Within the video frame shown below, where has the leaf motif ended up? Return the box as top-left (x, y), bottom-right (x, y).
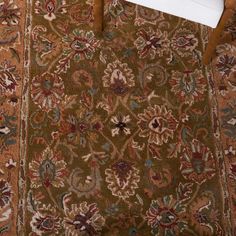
top-left (26, 190), bottom-right (37, 213)
top-left (62, 95), bottom-right (78, 109)
top-left (9, 47), bottom-right (20, 63)
top-left (167, 142), bottom-right (182, 158)
top-left (149, 144), bottom-right (161, 160)
top-left (176, 182), bottom-right (193, 202)
top-left (55, 55), bottom-right (71, 74)
top-left (56, 192), bottom-right (69, 209)
top-left (128, 143), bottom-right (138, 160)
top-left (0, 224), bottom-right (10, 234)
top-left (99, 51), bottom-right (107, 64)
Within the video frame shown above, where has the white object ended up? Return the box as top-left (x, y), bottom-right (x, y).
top-left (126, 0), bottom-right (224, 28)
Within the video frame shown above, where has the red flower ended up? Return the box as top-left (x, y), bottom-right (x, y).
top-left (180, 139), bottom-right (216, 184)
top-left (29, 147), bottom-right (68, 188)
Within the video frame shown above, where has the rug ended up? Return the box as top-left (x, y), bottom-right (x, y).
top-left (0, 0), bottom-right (236, 235)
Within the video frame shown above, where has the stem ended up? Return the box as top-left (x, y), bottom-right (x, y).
top-left (104, 97), bottom-right (119, 123)
top-left (45, 186), bottom-right (64, 213)
top-left (48, 52), bottom-right (63, 72)
top-left (137, 218), bottom-right (146, 229)
top-left (120, 128), bottom-right (140, 156)
top-left (188, 184), bottom-right (200, 205)
top-left (184, 228), bottom-right (199, 236)
top-left (119, 97), bottom-right (138, 120)
top-left (99, 131), bottom-right (121, 158)
top-left (168, 18), bottom-right (181, 37)
top-left (172, 51), bottom-right (188, 70)
top-left (49, 20), bottom-right (63, 38)
top-left (115, 198), bottom-right (121, 205)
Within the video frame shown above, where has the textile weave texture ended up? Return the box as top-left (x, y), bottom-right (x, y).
top-left (0, 0), bottom-right (236, 235)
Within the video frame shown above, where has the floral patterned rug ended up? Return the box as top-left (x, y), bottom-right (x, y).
top-left (0, 0), bottom-right (236, 235)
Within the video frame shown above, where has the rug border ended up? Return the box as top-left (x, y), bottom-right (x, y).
top-left (17, 0), bottom-right (32, 234)
top-left (203, 26), bottom-right (233, 235)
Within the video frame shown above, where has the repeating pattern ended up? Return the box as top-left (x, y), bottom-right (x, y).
top-left (0, 0), bottom-right (25, 234)
top-left (211, 12), bottom-right (236, 235)
top-left (22, 0), bottom-right (231, 235)
top-left (0, 0), bottom-right (235, 235)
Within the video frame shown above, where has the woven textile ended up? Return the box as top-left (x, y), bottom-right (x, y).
top-left (0, 0), bottom-right (236, 235)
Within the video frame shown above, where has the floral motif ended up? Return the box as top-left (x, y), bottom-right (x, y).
top-left (0, 60), bottom-right (20, 94)
top-left (32, 26), bottom-right (62, 64)
top-left (0, 25), bottom-right (20, 51)
top-left (134, 28), bottom-right (169, 59)
top-left (68, 167), bottom-right (102, 198)
top-left (135, 5), bottom-right (163, 26)
top-left (139, 63), bottom-right (167, 87)
top-left (138, 105), bottom-right (179, 145)
top-left (221, 103), bottom-right (236, 140)
top-left (35, 0), bottom-right (67, 21)
top-left (29, 147), bottom-right (67, 188)
top-left (226, 12), bottom-right (236, 39)
top-left (106, 0), bottom-right (135, 25)
top-left (0, 109), bottom-right (17, 153)
top-left (30, 204), bottom-right (61, 235)
top-left (0, 179), bottom-right (12, 208)
top-left (0, 0), bottom-right (20, 25)
top-left (63, 201), bottom-right (105, 235)
top-left (111, 114), bottom-right (131, 137)
top-left (63, 29), bottom-right (100, 62)
top-left (59, 111), bottom-right (103, 147)
top-left (0, 205), bottom-right (11, 223)
top-left (216, 54), bottom-right (236, 77)
top-left (171, 28), bottom-right (198, 56)
top-left (105, 160), bottom-right (140, 199)
top-left (71, 69), bottom-right (93, 88)
top-left (189, 192), bottom-right (221, 235)
top-left (5, 158), bottom-right (16, 169)
top-left (229, 162), bottom-right (236, 180)
top-left (31, 72), bottom-right (65, 112)
top-left (68, 3), bottom-right (93, 25)
top-left (146, 195), bottom-right (187, 235)
top-left (102, 60), bottom-right (135, 96)
top-left (169, 70), bottom-right (207, 105)
top-left (180, 139), bottom-right (216, 184)
top-left (149, 166), bottom-right (173, 188)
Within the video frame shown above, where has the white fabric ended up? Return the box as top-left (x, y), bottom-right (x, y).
top-left (126, 0), bottom-right (224, 28)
